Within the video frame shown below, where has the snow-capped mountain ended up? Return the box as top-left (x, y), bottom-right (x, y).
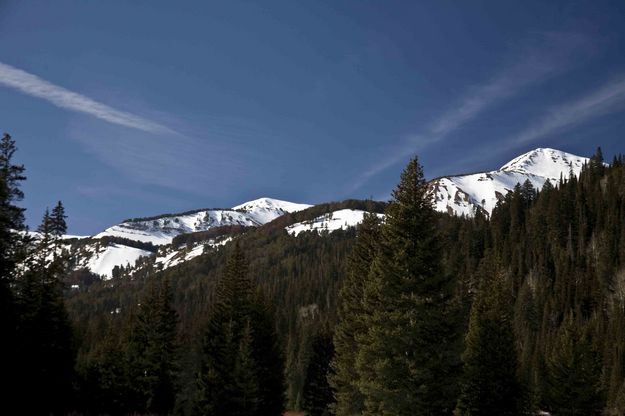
top-left (430, 148), bottom-right (589, 217)
top-left (43, 149), bottom-right (594, 280)
top-left (95, 197), bottom-right (312, 246)
top-left (60, 197), bottom-right (310, 279)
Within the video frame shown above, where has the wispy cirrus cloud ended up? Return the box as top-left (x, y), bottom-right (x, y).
top-left (432, 76), bottom-right (625, 175)
top-left (351, 32), bottom-right (595, 192)
top-left (509, 76), bottom-right (625, 147)
top-left (0, 61), bottom-right (175, 135)
top-left (0, 61), bottom-right (247, 193)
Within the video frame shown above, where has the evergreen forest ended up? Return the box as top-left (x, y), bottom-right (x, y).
top-left (5, 131), bottom-right (625, 416)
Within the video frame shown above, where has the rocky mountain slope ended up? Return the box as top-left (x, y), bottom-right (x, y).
top-left (54, 148), bottom-right (593, 279)
top-left (94, 197), bottom-right (311, 245)
top-left (430, 148), bottom-right (589, 217)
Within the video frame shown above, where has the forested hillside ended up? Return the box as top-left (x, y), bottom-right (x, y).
top-left (5, 130), bottom-right (625, 415)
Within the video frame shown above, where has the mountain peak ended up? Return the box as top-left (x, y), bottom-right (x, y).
top-left (232, 197), bottom-right (311, 213)
top-left (232, 197), bottom-right (312, 225)
top-left (430, 148), bottom-right (590, 218)
top-left (500, 148), bottom-right (586, 179)
top-left (94, 197), bottom-right (311, 246)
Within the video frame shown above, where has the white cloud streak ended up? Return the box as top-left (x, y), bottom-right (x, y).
top-left (437, 76), bottom-right (625, 173)
top-left (349, 62), bottom-right (551, 192)
top-left (0, 62), bottom-right (174, 135)
top-left (351, 32), bottom-right (594, 192)
top-left (509, 77), bottom-right (625, 147)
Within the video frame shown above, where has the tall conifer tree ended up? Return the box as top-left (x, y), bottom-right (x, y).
top-left (126, 278), bottom-right (180, 414)
top-left (456, 261), bottom-right (524, 415)
top-left (355, 157), bottom-right (461, 415)
top-left (330, 211), bottom-right (381, 415)
top-left (545, 314), bottom-right (604, 415)
top-left (51, 200), bottom-right (68, 237)
top-left (15, 208), bottom-right (75, 414)
top-left (303, 329), bottom-right (335, 416)
top-left (0, 133), bottom-right (26, 410)
top-left (196, 243), bottom-right (284, 416)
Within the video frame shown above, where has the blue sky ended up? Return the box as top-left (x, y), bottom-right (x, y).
top-left (1, 0), bottom-right (625, 234)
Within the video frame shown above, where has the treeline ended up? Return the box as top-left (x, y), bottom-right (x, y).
top-left (68, 212), bottom-right (362, 411)
top-left (171, 224), bottom-right (253, 248)
top-left (327, 148), bottom-right (625, 415)
top-left (0, 133), bottom-right (286, 415)
top-left (0, 133), bottom-right (75, 414)
top-left (77, 244), bottom-right (284, 416)
top-left (9, 125), bottom-right (625, 416)
top-left (69, 147), bottom-right (625, 415)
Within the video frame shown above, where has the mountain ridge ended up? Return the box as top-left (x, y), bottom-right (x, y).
top-left (52, 148), bottom-right (594, 278)
top-left (430, 148), bottom-right (590, 217)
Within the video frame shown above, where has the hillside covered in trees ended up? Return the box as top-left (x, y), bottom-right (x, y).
top-left (4, 131), bottom-right (625, 415)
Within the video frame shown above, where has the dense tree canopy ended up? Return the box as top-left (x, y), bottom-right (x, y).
top-left (4, 131), bottom-right (625, 416)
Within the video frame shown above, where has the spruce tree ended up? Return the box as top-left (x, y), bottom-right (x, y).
top-left (15, 208), bottom-right (75, 414)
top-left (126, 278), bottom-right (179, 414)
top-left (0, 133), bottom-right (26, 277)
top-left (196, 243), bottom-right (284, 416)
top-left (0, 133), bottom-right (26, 411)
top-left (249, 291), bottom-right (285, 415)
top-left (302, 329), bottom-right (335, 416)
top-left (85, 334), bottom-right (131, 414)
top-left (456, 262), bottom-right (523, 415)
top-left (329, 211), bottom-right (381, 415)
top-left (544, 314), bottom-right (604, 415)
top-left (232, 320), bottom-right (260, 415)
top-left (51, 200), bottom-right (68, 237)
top-left (355, 157), bottom-right (461, 415)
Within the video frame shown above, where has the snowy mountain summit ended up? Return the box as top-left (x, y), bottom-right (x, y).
top-left (430, 148), bottom-right (589, 218)
top-left (95, 197), bottom-right (311, 245)
top-left (233, 197), bottom-right (312, 224)
top-left (62, 149), bottom-right (593, 279)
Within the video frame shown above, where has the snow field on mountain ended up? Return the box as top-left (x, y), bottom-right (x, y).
top-left (431, 148), bottom-right (590, 217)
top-left (62, 150), bottom-right (595, 276)
top-left (286, 209), bottom-right (384, 236)
top-left (81, 244), bottom-right (153, 279)
top-left (95, 197), bottom-right (311, 245)
top-left (155, 237), bottom-right (233, 271)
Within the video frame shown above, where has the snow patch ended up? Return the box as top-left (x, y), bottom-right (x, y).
top-left (79, 243), bottom-right (152, 279)
top-left (286, 209), bottom-right (384, 236)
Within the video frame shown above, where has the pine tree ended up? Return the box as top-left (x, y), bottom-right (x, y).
top-left (196, 243), bottom-right (284, 416)
top-left (329, 211), bottom-right (381, 415)
top-left (302, 329), bottom-right (335, 416)
top-left (456, 262), bottom-right (524, 415)
top-left (590, 146), bottom-right (605, 177)
top-left (196, 244), bottom-right (250, 415)
top-left (36, 207), bottom-right (53, 261)
top-left (126, 278), bottom-right (179, 414)
top-left (0, 133), bottom-right (26, 276)
top-left (15, 208), bottom-right (75, 414)
top-left (51, 200), bottom-right (68, 237)
top-left (355, 157), bottom-right (461, 415)
top-left (544, 314), bottom-right (604, 415)
top-left (232, 320), bottom-right (260, 416)
top-left (249, 291), bottom-right (285, 415)
top-left (78, 329), bottom-right (132, 414)
top-left (0, 133), bottom-right (26, 411)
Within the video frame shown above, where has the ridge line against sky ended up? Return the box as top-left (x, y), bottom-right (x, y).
top-left (449, 75), bottom-right (625, 170)
top-left (0, 62), bottom-right (176, 136)
top-left (1, 0), bottom-right (624, 234)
